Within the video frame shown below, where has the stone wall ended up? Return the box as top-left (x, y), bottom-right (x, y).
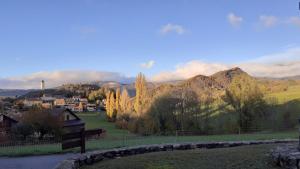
top-left (271, 144), bottom-right (300, 169)
top-left (55, 139), bottom-right (297, 169)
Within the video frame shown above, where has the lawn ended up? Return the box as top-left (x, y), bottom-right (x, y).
top-left (0, 112), bottom-right (298, 157)
top-left (82, 144), bottom-right (281, 169)
top-left (77, 111), bottom-right (132, 139)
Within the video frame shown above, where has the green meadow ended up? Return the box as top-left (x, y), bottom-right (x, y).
top-left (0, 112), bottom-right (297, 157)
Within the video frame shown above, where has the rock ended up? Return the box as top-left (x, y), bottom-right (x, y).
top-left (103, 150), bottom-right (117, 159)
top-left (270, 144), bottom-right (300, 169)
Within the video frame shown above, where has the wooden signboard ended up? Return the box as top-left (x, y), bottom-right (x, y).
top-left (62, 128), bottom-right (85, 153)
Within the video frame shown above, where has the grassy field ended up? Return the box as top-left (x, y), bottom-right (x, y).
top-left (267, 85), bottom-right (300, 103)
top-left (77, 112), bottom-right (133, 139)
top-left (0, 112), bottom-right (297, 157)
top-left (82, 144), bottom-right (281, 169)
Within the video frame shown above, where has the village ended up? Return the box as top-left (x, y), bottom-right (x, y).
top-left (0, 80), bottom-right (105, 144)
top-left (1, 1), bottom-right (300, 169)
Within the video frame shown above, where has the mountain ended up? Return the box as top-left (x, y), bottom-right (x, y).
top-left (211, 67), bottom-right (249, 88)
top-left (149, 67), bottom-right (250, 99)
top-left (182, 67), bottom-right (248, 90)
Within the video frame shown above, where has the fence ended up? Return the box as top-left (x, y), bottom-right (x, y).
top-left (0, 127), bottom-right (298, 156)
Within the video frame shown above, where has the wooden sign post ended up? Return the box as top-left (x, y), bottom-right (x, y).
top-left (62, 128), bottom-right (85, 153)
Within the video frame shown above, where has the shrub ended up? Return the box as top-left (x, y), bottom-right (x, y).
top-left (22, 108), bottom-right (63, 139)
top-left (11, 123), bottom-right (34, 140)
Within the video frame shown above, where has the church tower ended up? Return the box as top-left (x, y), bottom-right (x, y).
top-left (41, 80), bottom-right (45, 90)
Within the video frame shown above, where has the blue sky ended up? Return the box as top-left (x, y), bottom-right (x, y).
top-left (0, 0), bottom-right (300, 88)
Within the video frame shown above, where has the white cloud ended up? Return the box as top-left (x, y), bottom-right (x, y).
top-left (227, 13), bottom-right (243, 27)
top-left (152, 47), bottom-right (300, 82)
top-left (0, 70), bottom-right (134, 89)
top-left (160, 23), bottom-right (186, 35)
top-left (259, 15), bottom-right (278, 27)
top-left (152, 61), bottom-right (229, 82)
top-left (140, 60), bottom-right (155, 69)
top-left (287, 16), bottom-right (300, 27)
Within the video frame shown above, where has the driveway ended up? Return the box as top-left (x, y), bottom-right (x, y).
top-left (0, 153), bottom-right (78, 169)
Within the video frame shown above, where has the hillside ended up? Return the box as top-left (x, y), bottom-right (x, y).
top-left (149, 67), bottom-right (250, 100)
top-left (10, 67), bottom-right (300, 103)
top-left (0, 89), bottom-right (34, 97)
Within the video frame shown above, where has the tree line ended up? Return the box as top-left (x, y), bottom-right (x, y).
top-left (101, 73), bottom-right (299, 135)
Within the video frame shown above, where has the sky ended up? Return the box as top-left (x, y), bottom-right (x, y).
top-left (0, 0), bottom-right (300, 89)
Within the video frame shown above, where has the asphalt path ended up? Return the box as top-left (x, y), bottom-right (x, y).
top-left (0, 153), bottom-right (78, 169)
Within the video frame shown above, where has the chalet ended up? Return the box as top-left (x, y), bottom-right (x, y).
top-left (49, 108), bottom-right (84, 130)
top-left (0, 114), bottom-right (18, 136)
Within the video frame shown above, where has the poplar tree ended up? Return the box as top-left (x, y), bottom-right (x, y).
top-left (120, 88), bottom-right (130, 113)
top-left (109, 92), bottom-right (115, 118)
top-left (115, 88), bottom-right (121, 113)
top-left (134, 73), bottom-right (148, 116)
top-left (105, 91), bottom-right (111, 117)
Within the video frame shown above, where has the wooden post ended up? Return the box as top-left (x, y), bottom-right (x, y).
top-left (81, 128), bottom-right (85, 153)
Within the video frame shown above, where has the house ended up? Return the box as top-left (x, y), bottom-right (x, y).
top-left (23, 99), bottom-right (43, 107)
top-left (41, 96), bottom-right (56, 105)
top-left (79, 98), bottom-right (88, 104)
top-left (42, 102), bottom-right (53, 109)
top-left (87, 104), bottom-right (96, 112)
top-left (73, 102), bottom-right (84, 112)
top-left (49, 108), bottom-right (84, 130)
top-left (72, 96), bottom-right (81, 102)
top-left (0, 114), bottom-right (18, 136)
top-left (54, 99), bottom-right (66, 106)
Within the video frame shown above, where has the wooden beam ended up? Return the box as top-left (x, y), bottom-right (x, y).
top-left (62, 140), bottom-right (82, 150)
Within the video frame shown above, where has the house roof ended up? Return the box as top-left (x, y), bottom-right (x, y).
top-left (49, 107), bottom-right (81, 120)
top-left (0, 114), bottom-right (18, 123)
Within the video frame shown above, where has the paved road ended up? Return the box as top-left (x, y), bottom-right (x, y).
top-left (0, 153), bottom-right (78, 169)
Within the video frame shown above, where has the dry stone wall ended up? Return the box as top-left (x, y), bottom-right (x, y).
top-left (55, 139), bottom-right (297, 169)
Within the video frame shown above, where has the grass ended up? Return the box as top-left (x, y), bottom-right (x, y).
top-left (267, 85), bottom-right (300, 103)
top-left (82, 143), bottom-right (282, 169)
top-left (0, 112), bottom-right (297, 157)
top-left (77, 112), bottom-right (133, 139)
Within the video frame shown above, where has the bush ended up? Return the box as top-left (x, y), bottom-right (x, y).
top-left (11, 123), bottom-right (34, 140)
top-left (22, 108), bottom-right (63, 139)
top-left (115, 114), bottom-right (131, 129)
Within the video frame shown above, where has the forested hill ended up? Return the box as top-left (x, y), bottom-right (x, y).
top-left (10, 67), bottom-right (300, 99)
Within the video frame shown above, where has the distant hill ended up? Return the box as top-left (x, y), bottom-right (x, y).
top-left (0, 89), bottom-right (34, 97)
top-left (211, 67), bottom-right (249, 88)
top-left (8, 68), bottom-right (300, 101)
top-left (21, 84), bottom-right (100, 98)
top-left (279, 75), bottom-right (300, 80)
top-left (149, 67), bottom-right (250, 100)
